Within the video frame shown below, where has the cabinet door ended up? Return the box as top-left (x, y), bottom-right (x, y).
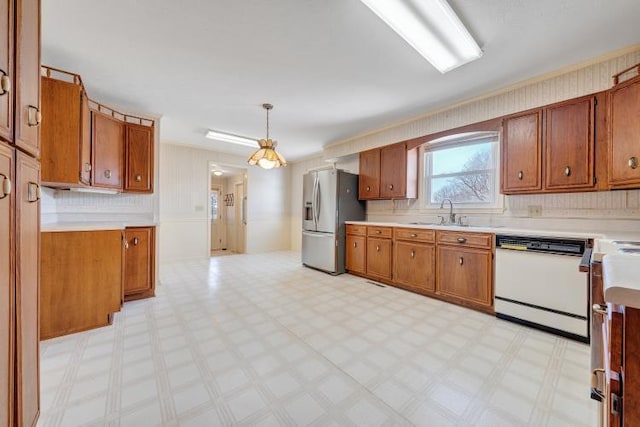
top-left (92, 111), bottom-right (123, 189)
top-left (436, 246), bottom-right (492, 308)
top-left (502, 111), bottom-right (542, 193)
top-left (0, 0), bottom-right (13, 144)
top-left (14, 0), bottom-right (41, 158)
top-left (124, 123), bottom-right (153, 193)
top-left (380, 143), bottom-right (406, 198)
top-left (79, 91), bottom-right (91, 185)
top-left (359, 148), bottom-right (380, 199)
top-left (346, 234), bottom-right (366, 274)
top-left (366, 237), bottom-right (391, 280)
top-left (609, 77), bottom-right (640, 187)
top-left (124, 227), bottom-right (155, 298)
top-left (0, 142), bottom-right (13, 427)
top-left (394, 241), bottom-right (434, 292)
top-left (15, 151), bottom-right (39, 427)
top-left (545, 96), bottom-right (595, 190)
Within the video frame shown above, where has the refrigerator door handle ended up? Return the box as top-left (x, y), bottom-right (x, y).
top-left (314, 176), bottom-right (321, 224)
top-left (311, 174), bottom-right (318, 226)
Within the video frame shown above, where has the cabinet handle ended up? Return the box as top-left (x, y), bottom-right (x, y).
top-left (133, 237), bottom-right (139, 246)
top-left (457, 237), bottom-right (467, 243)
top-left (592, 304), bottom-right (607, 316)
top-left (84, 163), bottom-right (92, 172)
top-left (27, 182), bottom-right (40, 203)
top-left (375, 230), bottom-right (381, 234)
top-left (0, 70), bottom-right (10, 95)
top-left (517, 171), bottom-right (523, 180)
top-left (135, 174), bottom-right (142, 182)
top-left (410, 233), bottom-right (418, 238)
top-left (366, 185), bottom-right (370, 192)
top-left (376, 245), bottom-right (380, 252)
top-left (459, 256), bottom-right (464, 265)
top-left (388, 184), bottom-right (394, 190)
top-left (104, 169), bottom-right (112, 179)
top-left (629, 156), bottom-right (639, 170)
top-left (410, 249), bottom-right (415, 259)
top-left (27, 105), bottom-right (41, 127)
top-left (0, 174), bottom-right (11, 199)
top-left (353, 242), bottom-right (357, 248)
top-left (564, 166), bottom-right (571, 176)
top-left (123, 239), bottom-right (129, 249)
top-left (591, 368), bottom-right (605, 401)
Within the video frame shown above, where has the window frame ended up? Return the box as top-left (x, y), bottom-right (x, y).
top-left (419, 132), bottom-right (504, 213)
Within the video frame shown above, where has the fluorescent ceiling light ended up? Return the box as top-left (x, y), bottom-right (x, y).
top-left (69, 187), bottom-right (119, 195)
top-left (360, 0), bottom-right (482, 73)
top-left (205, 130), bottom-right (258, 148)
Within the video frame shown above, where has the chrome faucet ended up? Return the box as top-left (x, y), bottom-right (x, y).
top-left (440, 198), bottom-right (456, 224)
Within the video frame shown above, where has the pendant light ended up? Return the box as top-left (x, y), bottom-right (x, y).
top-left (248, 103), bottom-right (287, 169)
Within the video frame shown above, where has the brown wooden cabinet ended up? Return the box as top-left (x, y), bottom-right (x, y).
top-left (435, 230), bottom-right (494, 312)
top-left (366, 226), bottom-right (392, 280)
top-left (0, 142), bottom-right (13, 427)
top-left (501, 110), bottom-right (543, 193)
top-left (609, 74), bottom-right (640, 188)
top-left (358, 148), bottom-right (380, 199)
top-left (41, 230), bottom-right (124, 339)
top-left (41, 72), bottom-right (91, 187)
top-left (0, 0), bottom-right (13, 145)
top-left (345, 225), bottom-right (366, 274)
top-left (358, 142), bottom-right (417, 200)
top-left (124, 123), bottom-right (154, 193)
top-left (393, 227), bottom-right (435, 293)
top-left (91, 110), bottom-right (124, 190)
top-left (545, 96), bottom-right (595, 191)
top-left (124, 226), bottom-right (156, 301)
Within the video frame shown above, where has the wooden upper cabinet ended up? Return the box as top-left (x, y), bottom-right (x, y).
top-left (609, 75), bottom-right (640, 188)
top-left (0, 142), bottom-right (13, 427)
top-left (380, 143), bottom-right (407, 198)
top-left (545, 96), bottom-right (595, 191)
top-left (501, 110), bottom-right (542, 193)
top-left (15, 150), bottom-right (39, 427)
top-left (0, 0), bottom-right (13, 145)
top-left (124, 123), bottom-right (153, 193)
top-left (92, 110), bottom-right (124, 190)
top-left (124, 226), bottom-right (155, 300)
top-left (358, 148), bottom-right (380, 199)
top-left (41, 76), bottom-right (91, 187)
top-left (14, 0), bottom-right (40, 158)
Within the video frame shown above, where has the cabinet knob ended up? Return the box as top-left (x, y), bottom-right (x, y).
top-left (27, 182), bottom-right (40, 203)
top-left (375, 230), bottom-right (381, 234)
top-left (27, 105), bottom-right (41, 127)
top-left (366, 186), bottom-right (370, 192)
top-left (135, 174), bottom-right (142, 182)
top-left (84, 163), bottom-right (92, 172)
top-left (0, 70), bottom-right (10, 95)
top-left (133, 237), bottom-right (139, 246)
top-left (592, 304), bottom-right (607, 316)
top-left (410, 233), bottom-right (418, 238)
top-left (564, 166), bottom-right (571, 176)
top-left (459, 256), bottom-right (464, 265)
top-left (376, 245), bottom-right (380, 252)
top-left (629, 157), bottom-right (639, 170)
top-left (457, 237), bottom-right (467, 243)
top-left (517, 171), bottom-right (524, 180)
top-left (123, 239), bottom-right (129, 249)
top-left (0, 174), bottom-right (11, 199)
top-left (410, 249), bottom-right (415, 259)
top-left (104, 169), bottom-right (112, 179)
top-left (353, 242), bottom-right (357, 248)
top-left (388, 184), bottom-right (394, 190)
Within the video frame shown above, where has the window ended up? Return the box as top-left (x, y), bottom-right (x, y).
top-left (210, 191), bottom-right (219, 220)
top-left (422, 132), bottom-right (501, 209)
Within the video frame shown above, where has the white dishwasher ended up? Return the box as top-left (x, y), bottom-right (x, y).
top-left (494, 234), bottom-right (590, 342)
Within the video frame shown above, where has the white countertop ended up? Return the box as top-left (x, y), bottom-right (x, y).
top-left (41, 221), bottom-right (157, 232)
top-left (345, 220), bottom-right (602, 239)
top-left (603, 254), bottom-right (640, 309)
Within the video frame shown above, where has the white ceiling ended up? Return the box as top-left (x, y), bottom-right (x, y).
top-left (42, 0), bottom-right (640, 162)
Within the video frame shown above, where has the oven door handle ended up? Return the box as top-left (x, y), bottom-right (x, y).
top-left (591, 368), bottom-right (605, 402)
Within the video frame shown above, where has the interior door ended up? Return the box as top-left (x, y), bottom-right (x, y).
top-left (210, 186), bottom-right (222, 251)
top-left (315, 170), bottom-right (337, 233)
top-left (235, 182), bottom-right (245, 254)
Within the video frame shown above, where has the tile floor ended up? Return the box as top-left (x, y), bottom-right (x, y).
top-left (37, 251), bottom-right (598, 427)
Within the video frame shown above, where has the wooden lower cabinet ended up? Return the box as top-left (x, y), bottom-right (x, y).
top-left (366, 237), bottom-right (392, 280)
top-left (345, 234), bottom-right (366, 274)
top-left (0, 143), bottom-right (13, 427)
top-left (393, 241), bottom-right (435, 292)
top-left (41, 230), bottom-right (123, 339)
top-left (124, 226), bottom-right (156, 301)
top-left (436, 245), bottom-right (493, 310)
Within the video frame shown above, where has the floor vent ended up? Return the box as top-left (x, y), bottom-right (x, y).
top-left (366, 281), bottom-right (386, 288)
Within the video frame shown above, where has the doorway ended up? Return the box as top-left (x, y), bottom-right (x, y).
top-left (208, 163), bottom-right (247, 257)
top-left (210, 184), bottom-right (223, 251)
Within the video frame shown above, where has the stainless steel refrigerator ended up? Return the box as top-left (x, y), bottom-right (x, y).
top-left (301, 169), bottom-right (365, 274)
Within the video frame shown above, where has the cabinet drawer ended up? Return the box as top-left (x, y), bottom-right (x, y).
top-left (346, 224), bottom-right (367, 236)
top-left (367, 226), bottom-right (392, 239)
top-left (437, 230), bottom-right (493, 249)
top-left (394, 227), bottom-right (435, 243)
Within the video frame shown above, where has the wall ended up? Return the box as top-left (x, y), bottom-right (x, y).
top-left (159, 143), bottom-right (291, 263)
top-left (284, 47), bottom-right (640, 239)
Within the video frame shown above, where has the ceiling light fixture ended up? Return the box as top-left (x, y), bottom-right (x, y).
top-left (359, 0), bottom-right (482, 73)
top-left (213, 170), bottom-right (223, 176)
top-left (248, 103), bottom-right (287, 169)
top-left (205, 130), bottom-right (258, 148)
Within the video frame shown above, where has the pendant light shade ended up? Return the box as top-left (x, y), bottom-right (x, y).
top-left (248, 104), bottom-right (287, 169)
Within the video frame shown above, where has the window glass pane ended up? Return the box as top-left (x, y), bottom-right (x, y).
top-left (431, 142), bottom-right (493, 175)
top-left (211, 192), bottom-right (218, 219)
top-left (430, 173), bottom-right (493, 204)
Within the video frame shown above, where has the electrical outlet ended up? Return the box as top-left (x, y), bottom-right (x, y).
top-left (527, 205), bottom-right (542, 217)
top-left (194, 205), bottom-right (204, 212)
